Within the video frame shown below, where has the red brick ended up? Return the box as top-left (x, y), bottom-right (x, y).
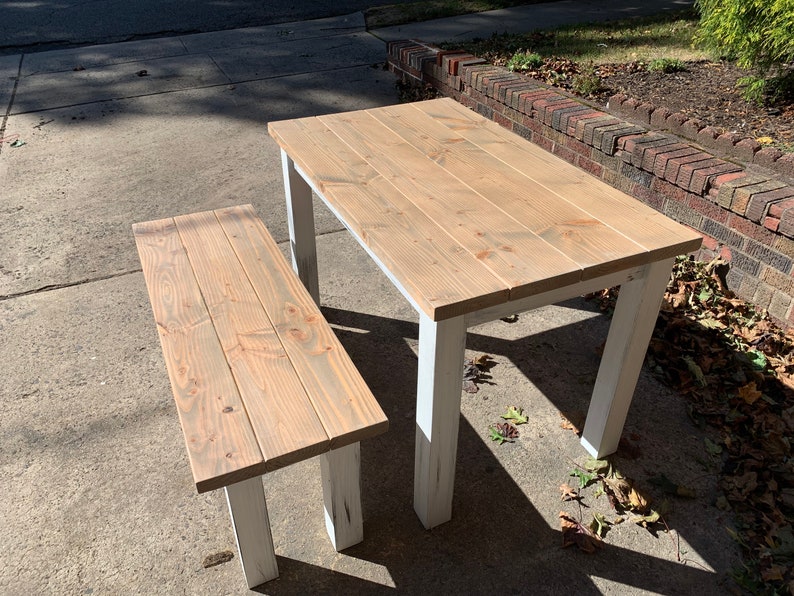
top-left (689, 161), bottom-right (743, 194)
top-left (681, 118), bottom-right (705, 138)
top-left (727, 213), bottom-right (777, 244)
top-left (576, 154), bottom-right (604, 178)
top-left (734, 137), bottom-right (762, 160)
top-left (517, 89), bottom-right (557, 114)
top-left (676, 157), bottom-right (723, 191)
top-left (664, 152), bottom-right (712, 185)
top-left (716, 131), bottom-right (743, 151)
top-left (493, 111), bottom-right (513, 130)
top-left (754, 146), bottom-right (784, 168)
top-left (650, 106), bottom-right (672, 128)
top-left (653, 146), bottom-right (699, 178)
top-left (768, 198), bottom-right (794, 219)
top-left (577, 115), bottom-right (618, 144)
top-left (544, 100), bottom-right (585, 128)
top-left (775, 154), bottom-right (794, 178)
top-left (745, 186), bottom-right (794, 222)
top-left (565, 109), bottom-right (606, 136)
top-left (552, 142), bottom-right (577, 164)
top-left (711, 171), bottom-right (747, 190)
top-left (534, 135), bottom-right (553, 153)
top-left (563, 135), bottom-right (591, 157)
top-left (688, 193), bottom-right (729, 223)
top-left (701, 234), bottom-right (719, 251)
top-left (697, 126), bottom-right (721, 143)
top-left (765, 216), bottom-right (781, 232)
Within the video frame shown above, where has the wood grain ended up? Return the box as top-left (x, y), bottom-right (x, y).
top-left (133, 218), bottom-right (265, 493)
top-left (413, 99), bottom-right (702, 261)
top-left (173, 210), bottom-right (332, 472)
top-left (269, 118), bottom-right (510, 320)
top-left (216, 204), bottom-right (388, 449)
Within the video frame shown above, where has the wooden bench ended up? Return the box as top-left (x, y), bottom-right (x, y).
top-left (132, 204), bottom-right (388, 589)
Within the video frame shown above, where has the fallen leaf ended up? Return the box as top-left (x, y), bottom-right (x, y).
top-left (583, 457), bottom-right (609, 474)
top-left (590, 512), bottom-right (611, 537)
top-left (559, 483), bottom-right (579, 501)
top-left (628, 487), bottom-right (651, 513)
top-left (559, 511), bottom-right (603, 553)
top-left (570, 468), bottom-right (595, 489)
top-left (632, 509), bottom-right (661, 527)
top-left (501, 405), bottom-right (528, 424)
top-left (489, 422), bottom-right (518, 444)
top-left (202, 550), bottom-right (234, 568)
top-left (559, 412), bottom-right (581, 435)
top-left (738, 381), bottom-right (762, 405)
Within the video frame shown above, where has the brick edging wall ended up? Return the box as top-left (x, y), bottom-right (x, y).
top-left (387, 40), bottom-right (794, 330)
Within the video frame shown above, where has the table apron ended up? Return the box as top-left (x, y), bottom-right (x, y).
top-left (464, 265), bottom-right (647, 327)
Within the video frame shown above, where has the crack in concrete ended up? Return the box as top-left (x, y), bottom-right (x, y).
top-left (0, 269), bottom-right (141, 301)
top-left (0, 54), bottom-right (23, 156)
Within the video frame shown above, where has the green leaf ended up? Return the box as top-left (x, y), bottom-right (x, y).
top-left (590, 512), bottom-right (610, 537)
top-left (570, 468), bottom-right (595, 488)
top-left (746, 349), bottom-right (768, 371)
top-left (500, 405), bottom-right (528, 424)
top-left (488, 427), bottom-right (508, 444)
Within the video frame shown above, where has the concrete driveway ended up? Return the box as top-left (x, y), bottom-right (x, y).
top-left (1, 4), bottom-right (739, 594)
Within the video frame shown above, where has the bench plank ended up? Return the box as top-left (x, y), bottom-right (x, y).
top-left (414, 99), bottom-right (702, 261)
top-left (132, 218), bottom-right (266, 493)
top-left (173, 210), bottom-right (332, 473)
top-left (268, 118), bottom-right (510, 320)
top-left (215, 204), bottom-right (389, 448)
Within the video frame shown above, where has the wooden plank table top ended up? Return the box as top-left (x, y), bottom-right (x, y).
top-left (268, 98), bottom-right (702, 322)
top-left (133, 205), bottom-right (387, 493)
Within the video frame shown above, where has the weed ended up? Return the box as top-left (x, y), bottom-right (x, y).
top-left (572, 64), bottom-right (604, 96)
top-left (506, 51), bottom-right (543, 72)
top-left (648, 58), bottom-right (687, 73)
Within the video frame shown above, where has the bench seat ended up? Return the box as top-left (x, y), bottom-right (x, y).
top-left (133, 204), bottom-right (387, 588)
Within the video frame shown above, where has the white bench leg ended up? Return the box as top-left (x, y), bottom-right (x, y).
top-left (320, 442), bottom-right (364, 551)
top-left (224, 477), bottom-right (279, 588)
top-left (281, 149), bottom-right (320, 305)
top-left (581, 257), bottom-right (675, 458)
top-left (414, 312), bottom-right (467, 529)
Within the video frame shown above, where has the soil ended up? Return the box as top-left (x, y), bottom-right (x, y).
top-left (589, 60), bottom-right (794, 149)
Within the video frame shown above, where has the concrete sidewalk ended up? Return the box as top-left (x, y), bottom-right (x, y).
top-left (1, 2), bottom-right (737, 594)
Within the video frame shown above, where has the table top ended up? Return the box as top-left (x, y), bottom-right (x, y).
top-left (269, 98), bottom-right (702, 321)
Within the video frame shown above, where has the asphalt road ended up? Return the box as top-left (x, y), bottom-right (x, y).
top-left (0, 0), bottom-right (415, 55)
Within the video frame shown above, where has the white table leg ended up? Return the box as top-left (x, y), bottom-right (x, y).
top-left (225, 477), bottom-right (279, 588)
top-left (320, 442), bottom-right (364, 551)
top-left (281, 149), bottom-right (320, 305)
top-left (414, 312), bottom-right (467, 529)
top-left (581, 257), bottom-right (674, 458)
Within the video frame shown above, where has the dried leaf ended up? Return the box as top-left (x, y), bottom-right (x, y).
top-left (559, 483), bottom-right (579, 501)
top-left (559, 412), bottom-right (581, 435)
top-left (628, 487), bottom-right (651, 513)
top-left (632, 509), bottom-right (660, 527)
top-left (559, 511), bottom-right (603, 553)
top-left (738, 381), bottom-right (763, 405)
top-left (202, 550), bottom-right (235, 568)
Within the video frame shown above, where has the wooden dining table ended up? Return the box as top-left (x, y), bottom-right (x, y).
top-left (268, 97), bottom-right (702, 530)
